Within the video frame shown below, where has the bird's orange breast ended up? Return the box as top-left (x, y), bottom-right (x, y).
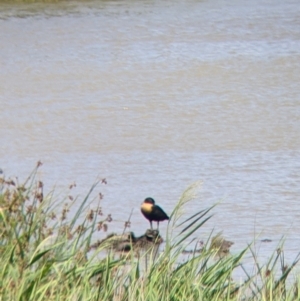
top-left (141, 202), bottom-right (153, 214)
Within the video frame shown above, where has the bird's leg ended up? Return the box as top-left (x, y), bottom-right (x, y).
top-left (150, 221), bottom-right (153, 229)
top-left (157, 222), bottom-right (159, 230)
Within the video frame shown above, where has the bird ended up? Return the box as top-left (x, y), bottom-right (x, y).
top-left (140, 197), bottom-right (169, 230)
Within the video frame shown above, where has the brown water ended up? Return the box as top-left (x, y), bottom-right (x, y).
top-left (1, 0), bottom-right (300, 268)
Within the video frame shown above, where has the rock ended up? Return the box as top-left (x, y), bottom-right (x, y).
top-left (91, 229), bottom-right (163, 253)
top-left (209, 234), bottom-right (234, 258)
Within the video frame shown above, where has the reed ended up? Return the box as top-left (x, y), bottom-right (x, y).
top-left (0, 163), bottom-right (299, 300)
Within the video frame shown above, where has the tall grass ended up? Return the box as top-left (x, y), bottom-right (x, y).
top-left (1, 163), bottom-right (300, 300)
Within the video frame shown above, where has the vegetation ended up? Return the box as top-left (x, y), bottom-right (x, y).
top-left (1, 162), bottom-right (300, 301)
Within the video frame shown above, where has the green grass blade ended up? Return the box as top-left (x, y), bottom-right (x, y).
top-left (173, 215), bottom-right (213, 248)
top-left (26, 249), bottom-right (51, 268)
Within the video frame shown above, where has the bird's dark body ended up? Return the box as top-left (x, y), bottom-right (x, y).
top-left (142, 205), bottom-right (169, 222)
top-left (141, 197), bottom-right (169, 229)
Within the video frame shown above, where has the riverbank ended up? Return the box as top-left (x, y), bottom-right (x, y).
top-left (1, 163), bottom-right (299, 300)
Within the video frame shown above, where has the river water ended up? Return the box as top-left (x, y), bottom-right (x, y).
top-left (1, 0), bottom-right (300, 271)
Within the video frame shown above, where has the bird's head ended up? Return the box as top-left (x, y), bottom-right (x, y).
top-left (144, 197), bottom-right (155, 204)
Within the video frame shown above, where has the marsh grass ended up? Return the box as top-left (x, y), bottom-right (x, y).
top-left (1, 163), bottom-right (300, 300)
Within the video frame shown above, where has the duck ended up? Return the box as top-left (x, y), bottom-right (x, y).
top-left (140, 197), bottom-right (169, 230)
